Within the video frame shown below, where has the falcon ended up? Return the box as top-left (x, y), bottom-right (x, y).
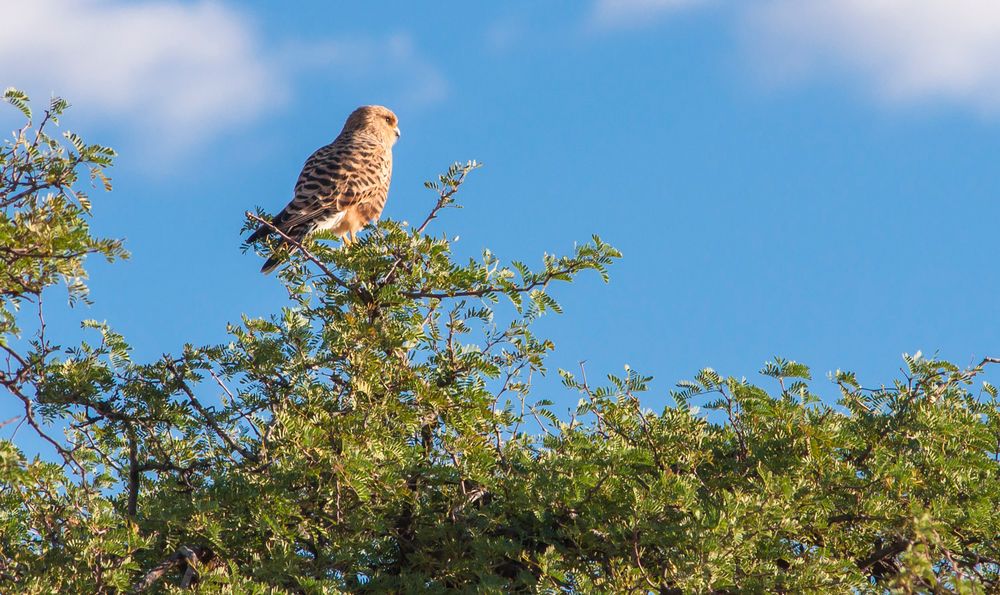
top-left (248, 105), bottom-right (400, 273)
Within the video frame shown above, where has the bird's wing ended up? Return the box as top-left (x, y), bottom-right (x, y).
top-left (272, 139), bottom-right (390, 235)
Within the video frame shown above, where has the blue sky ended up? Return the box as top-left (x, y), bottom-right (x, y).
top-left (4, 0), bottom-right (1000, 428)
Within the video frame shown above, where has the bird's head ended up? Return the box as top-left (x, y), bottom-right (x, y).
top-left (343, 105), bottom-right (400, 147)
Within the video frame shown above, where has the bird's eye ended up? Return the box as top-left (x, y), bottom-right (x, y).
top-left (385, 116), bottom-right (393, 124)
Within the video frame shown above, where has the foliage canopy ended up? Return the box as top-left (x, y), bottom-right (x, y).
top-left (1, 91), bottom-right (999, 593)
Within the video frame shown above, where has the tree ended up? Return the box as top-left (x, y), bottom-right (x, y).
top-left (1, 90), bottom-right (999, 593)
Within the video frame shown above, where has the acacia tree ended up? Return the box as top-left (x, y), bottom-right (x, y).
top-left (1, 90), bottom-right (999, 593)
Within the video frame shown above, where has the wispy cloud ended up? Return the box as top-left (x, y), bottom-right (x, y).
top-left (282, 34), bottom-right (449, 109)
top-left (0, 0), bottom-right (281, 148)
top-left (0, 0), bottom-right (449, 152)
top-left (586, 0), bottom-right (1000, 114)
top-left (589, 0), bottom-right (712, 30)
top-left (745, 0), bottom-right (1000, 113)
top-left (484, 19), bottom-right (527, 55)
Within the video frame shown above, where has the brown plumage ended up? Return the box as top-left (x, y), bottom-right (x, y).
top-left (249, 105), bottom-right (400, 273)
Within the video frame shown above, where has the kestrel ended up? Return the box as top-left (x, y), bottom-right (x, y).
top-left (248, 105), bottom-right (400, 273)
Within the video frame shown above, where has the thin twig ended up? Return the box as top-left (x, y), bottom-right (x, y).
top-left (165, 360), bottom-right (258, 463)
top-left (377, 166), bottom-right (473, 289)
top-left (132, 546), bottom-right (210, 592)
top-left (402, 267), bottom-right (576, 300)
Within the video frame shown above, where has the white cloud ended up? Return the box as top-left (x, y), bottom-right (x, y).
top-left (744, 0), bottom-right (1000, 112)
top-left (590, 0), bottom-right (712, 29)
top-left (283, 34), bottom-right (449, 109)
top-left (587, 0), bottom-right (1000, 113)
top-left (381, 35), bottom-right (450, 107)
top-left (0, 0), bottom-right (281, 147)
top-left (484, 19), bottom-right (527, 55)
top-left (0, 0), bottom-right (449, 151)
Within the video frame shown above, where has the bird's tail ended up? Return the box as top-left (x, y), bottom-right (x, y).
top-left (250, 219), bottom-right (308, 274)
top-left (260, 255), bottom-right (282, 275)
top-left (247, 220), bottom-right (281, 273)
top-left (246, 225), bottom-right (270, 244)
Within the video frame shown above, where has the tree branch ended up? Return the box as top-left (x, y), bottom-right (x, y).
top-left (377, 163), bottom-right (476, 289)
top-left (127, 426), bottom-right (139, 518)
top-left (401, 267), bottom-right (577, 300)
top-left (131, 546), bottom-right (211, 592)
top-left (857, 538), bottom-right (909, 573)
top-left (165, 360), bottom-right (258, 463)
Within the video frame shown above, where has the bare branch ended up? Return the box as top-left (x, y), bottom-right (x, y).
top-left (165, 360), bottom-right (258, 463)
top-left (127, 427), bottom-right (139, 518)
top-left (402, 267), bottom-right (577, 300)
top-left (415, 165), bottom-right (475, 235)
top-left (377, 163), bottom-right (476, 289)
top-left (132, 546), bottom-right (211, 592)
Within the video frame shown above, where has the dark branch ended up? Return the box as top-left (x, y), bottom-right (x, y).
top-left (401, 266), bottom-right (577, 300)
top-left (165, 360), bottom-right (258, 463)
top-left (131, 546), bottom-right (211, 592)
top-left (857, 538), bottom-right (909, 573)
top-left (127, 427), bottom-right (139, 518)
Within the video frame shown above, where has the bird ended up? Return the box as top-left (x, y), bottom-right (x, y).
top-left (248, 105), bottom-right (400, 273)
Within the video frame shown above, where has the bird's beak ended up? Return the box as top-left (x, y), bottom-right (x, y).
top-left (394, 126), bottom-right (401, 139)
